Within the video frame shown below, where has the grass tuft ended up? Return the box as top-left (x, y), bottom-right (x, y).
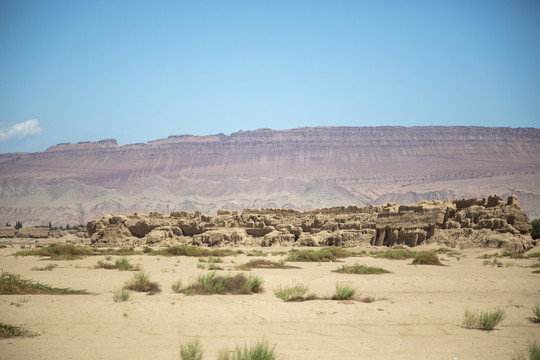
top-left (183, 272), bottom-right (263, 295)
top-left (372, 249), bottom-right (416, 260)
top-left (236, 259), bottom-right (299, 270)
top-left (218, 339), bottom-right (277, 360)
top-left (0, 272), bottom-right (88, 294)
top-left (0, 322), bottom-right (38, 338)
top-left (333, 263), bottom-right (391, 274)
top-left (31, 263), bottom-right (57, 271)
top-left (531, 304), bottom-right (540, 324)
top-left (274, 282), bottom-right (309, 302)
top-left (411, 251), bottom-right (443, 266)
top-left (171, 280), bottom-right (183, 293)
top-left (463, 308), bottom-right (505, 331)
top-left (333, 283), bottom-right (356, 300)
top-left (113, 289), bottom-right (131, 302)
top-left (153, 245), bottom-right (237, 257)
top-left (95, 257), bottom-right (140, 271)
top-left (124, 272), bottom-right (161, 294)
top-left (512, 341), bottom-right (540, 360)
top-left (286, 246), bottom-right (353, 262)
top-left (180, 338), bottom-right (204, 360)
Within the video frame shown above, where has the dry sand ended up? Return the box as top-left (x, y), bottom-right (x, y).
top-left (1, 243), bottom-right (539, 360)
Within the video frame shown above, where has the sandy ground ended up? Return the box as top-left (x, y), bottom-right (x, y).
top-left (0, 243), bottom-right (539, 360)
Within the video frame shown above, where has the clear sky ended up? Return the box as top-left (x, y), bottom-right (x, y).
top-left (1, 0), bottom-right (539, 153)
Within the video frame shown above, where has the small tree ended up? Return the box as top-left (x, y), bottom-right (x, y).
top-left (48, 222), bottom-right (52, 229)
top-left (15, 221), bottom-right (23, 230)
top-left (531, 219), bottom-right (540, 240)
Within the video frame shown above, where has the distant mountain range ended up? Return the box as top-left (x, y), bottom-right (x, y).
top-left (1, 126), bottom-right (539, 226)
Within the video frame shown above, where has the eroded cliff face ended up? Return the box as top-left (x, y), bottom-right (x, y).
top-left (4, 126), bottom-right (539, 187)
top-left (86, 195), bottom-right (534, 252)
top-left (1, 126), bottom-right (539, 225)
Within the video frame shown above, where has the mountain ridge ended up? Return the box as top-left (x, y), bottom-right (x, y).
top-left (1, 126), bottom-right (539, 226)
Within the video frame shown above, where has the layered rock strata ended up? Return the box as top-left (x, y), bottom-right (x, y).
top-left (87, 195), bottom-right (534, 252)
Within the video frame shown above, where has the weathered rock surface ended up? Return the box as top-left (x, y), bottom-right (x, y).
top-left (87, 195), bottom-right (534, 251)
top-left (1, 126), bottom-right (539, 227)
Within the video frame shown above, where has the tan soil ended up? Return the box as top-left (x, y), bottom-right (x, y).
top-left (0, 243), bottom-right (539, 360)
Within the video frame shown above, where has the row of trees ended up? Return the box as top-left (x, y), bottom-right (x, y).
top-left (4, 221), bottom-right (85, 231)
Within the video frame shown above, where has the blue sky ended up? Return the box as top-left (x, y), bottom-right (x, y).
top-left (1, 0), bottom-right (539, 153)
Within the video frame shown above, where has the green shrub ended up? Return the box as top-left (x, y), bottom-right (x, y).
top-left (274, 282), bottom-right (309, 302)
top-left (0, 272), bottom-right (87, 294)
top-left (124, 272), bottom-right (161, 294)
top-left (512, 341), bottom-right (540, 360)
top-left (333, 263), bottom-right (391, 274)
top-left (180, 338), bottom-right (204, 360)
top-left (113, 289), bottom-right (131, 302)
top-left (334, 283), bottom-right (356, 300)
top-left (411, 251), bottom-right (443, 266)
top-left (463, 308), bottom-right (505, 331)
top-left (218, 339), bottom-right (277, 360)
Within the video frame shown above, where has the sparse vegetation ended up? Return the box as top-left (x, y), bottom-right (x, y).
top-left (531, 304), bottom-right (540, 323)
top-left (0, 322), bottom-right (38, 338)
top-left (31, 263), bottom-right (57, 271)
top-left (171, 280), bottom-right (183, 293)
top-left (501, 251), bottom-right (526, 259)
top-left (95, 257), bottom-right (140, 271)
top-left (274, 282), bottom-right (310, 301)
top-left (113, 289), bottom-right (131, 302)
top-left (0, 272), bottom-right (88, 294)
top-left (218, 339), bottom-right (277, 360)
top-left (286, 246), bottom-right (353, 262)
top-left (246, 250), bottom-right (268, 257)
top-left (124, 272), bottom-right (161, 294)
top-left (333, 283), bottom-right (356, 300)
top-left (236, 259), bottom-right (298, 270)
top-left (15, 243), bottom-right (95, 260)
top-left (180, 338), bottom-right (204, 360)
top-left (182, 272), bottom-right (263, 295)
top-left (512, 341), bottom-right (540, 360)
top-left (462, 308), bottom-right (505, 331)
top-left (333, 263), bottom-right (391, 274)
top-left (371, 248), bottom-right (416, 260)
top-left (152, 245), bottom-right (238, 257)
top-left (411, 251), bottom-right (443, 266)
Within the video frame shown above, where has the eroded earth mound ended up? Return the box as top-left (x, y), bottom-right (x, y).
top-left (86, 194), bottom-right (534, 252)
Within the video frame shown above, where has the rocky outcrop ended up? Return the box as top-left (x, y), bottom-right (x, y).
top-left (87, 195), bottom-right (535, 251)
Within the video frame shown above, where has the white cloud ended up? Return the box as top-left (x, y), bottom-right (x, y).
top-left (0, 119), bottom-right (43, 142)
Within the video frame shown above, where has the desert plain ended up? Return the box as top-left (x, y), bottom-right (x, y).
top-left (1, 241), bottom-right (539, 360)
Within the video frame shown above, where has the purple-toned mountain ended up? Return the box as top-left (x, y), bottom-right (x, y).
top-left (1, 126), bottom-right (539, 226)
